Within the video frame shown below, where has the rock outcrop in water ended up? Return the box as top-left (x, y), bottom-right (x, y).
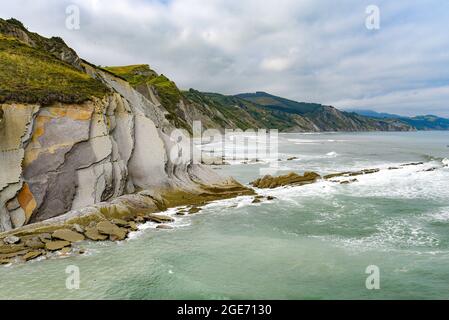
top-left (0, 18), bottom-right (253, 236)
top-left (250, 172), bottom-right (321, 188)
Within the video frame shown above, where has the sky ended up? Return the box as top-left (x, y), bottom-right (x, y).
top-left (2, 0), bottom-right (449, 117)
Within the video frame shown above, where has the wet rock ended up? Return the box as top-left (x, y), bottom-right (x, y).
top-left (111, 218), bottom-right (129, 227)
top-left (188, 207), bottom-right (202, 214)
top-left (287, 157), bottom-right (298, 161)
top-left (22, 251), bottom-right (43, 261)
top-left (45, 241), bottom-right (71, 251)
top-left (3, 236), bottom-right (21, 245)
top-left (96, 221), bottom-right (128, 240)
top-left (0, 249), bottom-right (29, 259)
top-left (127, 221), bottom-right (138, 231)
top-left (134, 216), bottom-right (145, 223)
top-left (176, 211), bottom-right (186, 216)
top-left (266, 196), bottom-right (276, 201)
top-left (340, 179), bottom-right (358, 185)
top-left (423, 167), bottom-right (437, 172)
top-left (156, 224), bottom-right (174, 230)
top-left (0, 244), bottom-right (26, 254)
top-left (25, 237), bottom-right (45, 249)
top-left (145, 214), bottom-right (175, 223)
top-left (252, 198), bottom-right (262, 203)
top-left (52, 229), bottom-right (85, 242)
top-left (388, 167), bottom-right (400, 170)
top-left (348, 168), bottom-right (380, 176)
top-left (0, 259), bottom-right (11, 265)
top-left (324, 168), bottom-right (379, 179)
top-left (401, 162), bottom-right (424, 167)
top-left (250, 172), bottom-right (321, 189)
top-left (84, 226), bottom-right (108, 241)
top-left (59, 247), bottom-right (71, 255)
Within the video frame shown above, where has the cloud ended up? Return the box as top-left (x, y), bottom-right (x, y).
top-left (261, 57), bottom-right (292, 72)
top-left (1, 0), bottom-right (449, 116)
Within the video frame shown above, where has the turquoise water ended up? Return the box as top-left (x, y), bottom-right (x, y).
top-left (1, 131), bottom-right (449, 299)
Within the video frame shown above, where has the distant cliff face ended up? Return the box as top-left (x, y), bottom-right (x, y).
top-left (103, 66), bottom-right (414, 133)
top-left (0, 18), bottom-right (247, 232)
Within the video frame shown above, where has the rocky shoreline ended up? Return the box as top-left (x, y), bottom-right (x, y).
top-left (0, 182), bottom-right (254, 266)
top-left (1, 160), bottom-right (444, 266)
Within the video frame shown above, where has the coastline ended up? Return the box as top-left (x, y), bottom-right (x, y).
top-left (0, 180), bottom-right (255, 265)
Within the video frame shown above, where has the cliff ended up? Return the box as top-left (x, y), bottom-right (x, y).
top-left (0, 18), bottom-right (251, 233)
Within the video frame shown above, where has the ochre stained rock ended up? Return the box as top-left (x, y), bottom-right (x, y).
top-left (96, 221), bottom-right (128, 240)
top-left (84, 226), bottom-right (108, 241)
top-left (45, 240), bottom-right (70, 251)
top-left (22, 251), bottom-right (43, 261)
top-left (52, 229), bottom-right (85, 242)
top-left (145, 214), bottom-right (175, 223)
top-left (17, 183), bottom-right (37, 224)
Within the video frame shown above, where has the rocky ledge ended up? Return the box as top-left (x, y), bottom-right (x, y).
top-left (0, 182), bottom-right (254, 265)
top-left (250, 172), bottom-right (321, 189)
top-left (250, 161), bottom-right (438, 189)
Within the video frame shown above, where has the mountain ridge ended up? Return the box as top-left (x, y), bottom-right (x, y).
top-left (347, 109), bottom-right (449, 130)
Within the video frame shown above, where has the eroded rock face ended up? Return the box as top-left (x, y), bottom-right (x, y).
top-left (0, 67), bottom-right (250, 232)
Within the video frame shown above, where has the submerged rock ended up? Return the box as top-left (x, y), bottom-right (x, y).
top-left (324, 168), bottom-right (379, 179)
top-left (188, 207), bottom-right (202, 214)
top-left (250, 172), bottom-right (321, 189)
top-left (340, 179), bottom-right (358, 185)
top-left (401, 162), bottom-right (424, 167)
top-left (156, 224), bottom-right (174, 230)
top-left (145, 214), bottom-right (175, 223)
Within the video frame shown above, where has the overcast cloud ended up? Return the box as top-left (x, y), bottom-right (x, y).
top-left (2, 0), bottom-right (449, 116)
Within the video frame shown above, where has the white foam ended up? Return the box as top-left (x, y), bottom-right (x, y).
top-left (442, 158), bottom-right (449, 167)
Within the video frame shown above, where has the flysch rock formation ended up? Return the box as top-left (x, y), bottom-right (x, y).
top-left (0, 19), bottom-right (253, 235)
top-left (0, 72), bottom-right (252, 233)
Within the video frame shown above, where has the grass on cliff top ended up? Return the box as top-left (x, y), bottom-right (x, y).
top-left (0, 36), bottom-right (109, 105)
top-left (105, 64), bottom-right (190, 131)
top-left (104, 65), bottom-right (181, 103)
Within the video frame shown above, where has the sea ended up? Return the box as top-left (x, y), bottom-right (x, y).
top-left (1, 131), bottom-right (449, 299)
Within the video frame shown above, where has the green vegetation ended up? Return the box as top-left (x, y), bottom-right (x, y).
top-left (0, 36), bottom-right (109, 105)
top-left (103, 65), bottom-right (158, 86)
top-left (237, 92), bottom-right (323, 115)
top-left (105, 64), bottom-right (190, 131)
